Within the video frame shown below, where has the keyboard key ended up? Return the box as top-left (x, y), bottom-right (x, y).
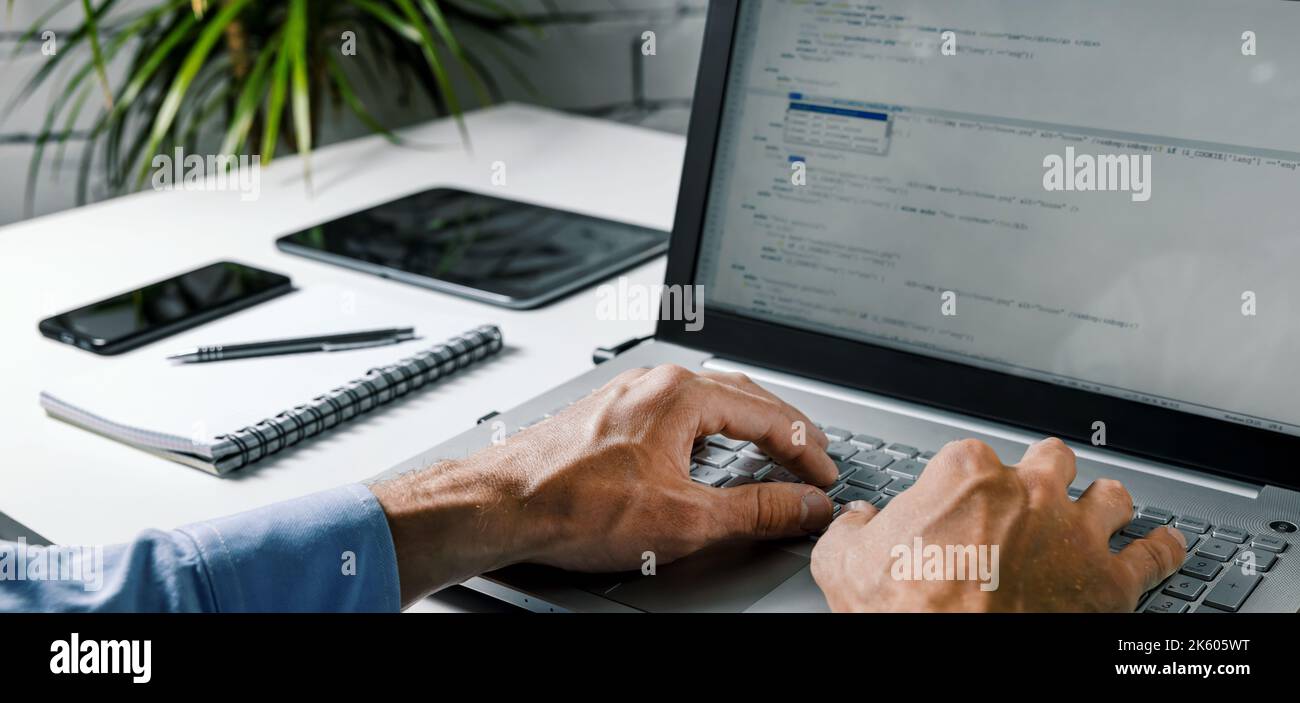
top-left (1235, 549), bottom-right (1277, 572)
top-left (1211, 526), bottom-right (1249, 544)
top-left (1162, 575), bottom-right (1207, 601)
top-left (849, 450), bottom-right (895, 470)
top-left (883, 479), bottom-right (914, 496)
top-left (850, 434), bottom-right (885, 449)
top-left (1195, 539), bottom-right (1238, 563)
top-left (1121, 519), bottom-right (1163, 539)
top-left (1109, 534), bottom-right (1134, 552)
top-left (1137, 506), bottom-right (1174, 524)
top-left (1250, 535), bottom-right (1287, 553)
top-left (1180, 556), bottom-right (1223, 581)
top-left (707, 435), bottom-right (749, 452)
top-left (1067, 486), bottom-right (1084, 501)
top-left (918, 450), bottom-right (936, 463)
top-left (884, 443), bottom-right (919, 458)
top-left (825, 441), bottom-right (859, 462)
top-left (887, 458), bottom-right (927, 480)
top-left (1174, 516), bottom-right (1211, 534)
top-left (1175, 529), bottom-right (1199, 552)
top-left (832, 460), bottom-right (858, 482)
top-left (729, 456), bottom-right (771, 477)
top-left (1201, 569), bottom-right (1262, 612)
top-left (873, 494), bottom-right (893, 509)
top-left (1144, 596), bottom-right (1190, 614)
top-left (833, 486), bottom-right (879, 505)
top-left (689, 465), bottom-right (731, 487)
top-left (693, 446), bottom-right (736, 469)
top-left (739, 446), bottom-right (769, 460)
top-left (822, 426), bottom-right (853, 442)
top-left (764, 467), bottom-right (803, 483)
top-left (722, 475), bottom-right (758, 488)
top-left (847, 469), bottom-right (893, 491)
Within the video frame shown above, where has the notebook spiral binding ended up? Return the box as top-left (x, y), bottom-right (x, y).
top-left (213, 325), bottom-right (502, 472)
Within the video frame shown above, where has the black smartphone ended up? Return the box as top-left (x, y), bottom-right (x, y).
top-left (276, 188), bottom-right (669, 309)
top-left (39, 261), bottom-right (293, 355)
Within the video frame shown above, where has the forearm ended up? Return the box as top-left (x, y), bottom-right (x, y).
top-left (368, 453), bottom-right (551, 607)
top-left (0, 529), bottom-right (214, 612)
top-left (1, 484), bottom-right (401, 613)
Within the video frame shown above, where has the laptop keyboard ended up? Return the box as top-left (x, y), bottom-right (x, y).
top-left (508, 410), bottom-right (1286, 613)
top-left (685, 423), bottom-right (1288, 614)
top-left (688, 425), bottom-right (935, 519)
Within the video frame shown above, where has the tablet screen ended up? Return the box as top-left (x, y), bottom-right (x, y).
top-left (279, 188), bottom-right (668, 306)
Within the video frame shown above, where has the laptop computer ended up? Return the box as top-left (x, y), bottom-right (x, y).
top-left (382, 0), bottom-right (1300, 612)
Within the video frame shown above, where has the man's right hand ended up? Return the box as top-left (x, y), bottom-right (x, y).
top-left (811, 438), bottom-right (1186, 612)
top-left (370, 364), bottom-right (839, 606)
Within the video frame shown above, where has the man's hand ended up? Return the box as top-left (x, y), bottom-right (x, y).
top-left (811, 438), bottom-right (1186, 612)
top-left (370, 365), bottom-right (839, 605)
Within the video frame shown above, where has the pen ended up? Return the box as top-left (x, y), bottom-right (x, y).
top-left (167, 327), bottom-right (417, 363)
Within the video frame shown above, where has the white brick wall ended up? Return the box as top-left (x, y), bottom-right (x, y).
top-left (0, 0), bottom-right (706, 226)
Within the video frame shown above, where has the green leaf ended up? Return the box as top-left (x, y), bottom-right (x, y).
top-left (456, 0), bottom-right (536, 36)
top-left (19, 0), bottom-right (517, 207)
top-left (260, 32), bottom-right (293, 162)
top-left (2, 0), bottom-right (115, 119)
top-left (79, 0), bottom-right (114, 108)
top-left (53, 85), bottom-right (93, 174)
top-left (325, 52), bottom-right (400, 144)
top-left (454, 22), bottom-right (537, 100)
top-left (418, 0), bottom-right (490, 106)
top-left (287, 0), bottom-right (312, 190)
top-left (389, 0), bottom-right (470, 147)
top-left (219, 30), bottom-right (280, 156)
top-left (347, 0), bottom-right (419, 41)
top-left (8, 0), bottom-right (76, 57)
top-left (135, 0), bottom-right (253, 188)
top-left (103, 1), bottom-right (197, 125)
top-left (179, 55), bottom-right (232, 147)
top-left (22, 8), bottom-right (141, 213)
top-left (75, 111), bottom-right (102, 205)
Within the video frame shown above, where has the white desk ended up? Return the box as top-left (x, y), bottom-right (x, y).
top-left (0, 104), bottom-right (682, 552)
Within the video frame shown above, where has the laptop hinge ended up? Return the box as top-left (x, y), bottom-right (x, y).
top-left (704, 357), bottom-right (1262, 499)
top-left (593, 334), bottom-right (655, 365)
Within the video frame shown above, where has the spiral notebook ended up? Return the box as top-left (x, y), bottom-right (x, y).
top-left (39, 287), bottom-right (503, 476)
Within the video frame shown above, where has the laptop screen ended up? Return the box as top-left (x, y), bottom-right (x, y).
top-left (694, 0), bottom-right (1300, 438)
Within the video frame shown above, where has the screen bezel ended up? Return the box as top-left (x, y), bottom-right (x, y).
top-left (657, 0), bottom-right (1299, 490)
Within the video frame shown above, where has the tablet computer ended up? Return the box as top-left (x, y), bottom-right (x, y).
top-left (276, 188), bottom-right (669, 309)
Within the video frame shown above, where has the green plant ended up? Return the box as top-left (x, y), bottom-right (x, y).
top-left (5, 0), bottom-right (532, 214)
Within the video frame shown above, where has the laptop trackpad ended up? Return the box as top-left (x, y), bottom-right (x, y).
top-left (581, 541), bottom-right (808, 613)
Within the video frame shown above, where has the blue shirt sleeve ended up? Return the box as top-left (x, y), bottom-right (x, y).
top-left (0, 484), bottom-right (400, 613)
